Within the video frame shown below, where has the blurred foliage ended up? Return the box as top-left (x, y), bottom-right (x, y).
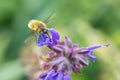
top-left (0, 0), bottom-right (120, 80)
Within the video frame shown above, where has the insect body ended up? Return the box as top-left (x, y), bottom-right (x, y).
top-left (25, 13), bottom-right (60, 47)
top-left (28, 20), bottom-right (47, 33)
top-left (26, 20), bottom-right (50, 44)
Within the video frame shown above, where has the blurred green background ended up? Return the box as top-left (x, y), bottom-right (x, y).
top-left (0, 0), bottom-right (120, 80)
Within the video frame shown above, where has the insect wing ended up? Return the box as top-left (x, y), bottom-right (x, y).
top-left (24, 31), bottom-right (39, 43)
top-left (44, 12), bottom-right (56, 24)
top-left (24, 33), bottom-right (35, 43)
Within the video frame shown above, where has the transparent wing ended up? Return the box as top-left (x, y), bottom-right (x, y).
top-left (24, 34), bottom-right (34, 43)
top-left (24, 31), bottom-right (39, 43)
top-left (44, 12), bottom-right (56, 24)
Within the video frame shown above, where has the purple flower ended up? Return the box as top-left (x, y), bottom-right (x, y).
top-left (86, 44), bottom-right (109, 61)
top-left (40, 69), bottom-right (72, 80)
top-left (44, 36), bottom-right (109, 75)
top-left (49, 28), bottom-right (60, 44)
top-left (46, 36), bottom-right (89, 75)
top-left (37, 28), bottom-right (60, 47)
top-left (38, 36), bottom-right (109, 80)
top-left (37, 32), bottom-right (51, 46)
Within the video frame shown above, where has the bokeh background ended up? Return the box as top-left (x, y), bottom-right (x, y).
top-left (0, 0), bottom-right (120, 80)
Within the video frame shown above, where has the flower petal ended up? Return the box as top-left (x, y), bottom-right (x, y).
top-left (64, 75), bottom-right (72, 80)
top-left (87, 50), bottom-right (96, 61)
top-left (44, 69), bottom-right (55, 80)
top-left (87, 44), bottom-right (102, 50)
top-left (86, 44), bottom-right (107, 61)
top-left (65, 36), bottom-right (72, 48)
top-left (56, 71), bottom-right (64, 80)
top-left (40, 73), bottom-right (47, 79)
top-left (37, 33), bottom-right (51, 46)
top-left (49, 28), bottom-right (60, 43)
